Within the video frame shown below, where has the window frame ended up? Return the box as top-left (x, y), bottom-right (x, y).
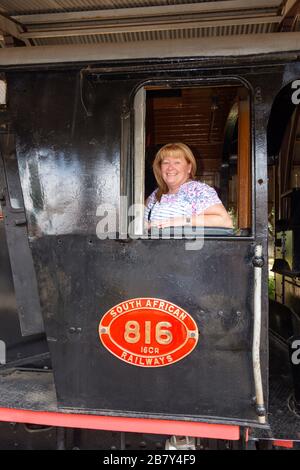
top-left (125, 76), bottom-right (255, 241)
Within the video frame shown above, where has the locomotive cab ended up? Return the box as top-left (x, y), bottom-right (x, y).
top-left (0, 35), bottom-right (299, 449)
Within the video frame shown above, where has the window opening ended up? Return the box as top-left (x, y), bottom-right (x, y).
top-left (133, 83), bottom-right (252, 238)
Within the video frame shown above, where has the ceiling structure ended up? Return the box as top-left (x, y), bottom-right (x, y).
top-left (145, 86), bottom-right (239, 195)
top-left (0, 0), bottom-right (299, 48)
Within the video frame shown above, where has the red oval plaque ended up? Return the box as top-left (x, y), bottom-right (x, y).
top-left (98, 298), bottom-right (199, 367)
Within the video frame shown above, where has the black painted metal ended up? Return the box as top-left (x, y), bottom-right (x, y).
top-left (0, 133), bottom-right (44, 336)
top-left (2, 56), bottom-right (300, 429)
top-left (252, 334), bottom-right (300, 442)
top-left (0, 221), bottom-right (49, 366)
top-left (0, 416), bottom-right (167, 450)
top-left (34, 236), bottom-right (257, 421)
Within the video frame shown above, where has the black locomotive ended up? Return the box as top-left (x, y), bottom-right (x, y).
top-left (0, 34), bottom-right (299, 449)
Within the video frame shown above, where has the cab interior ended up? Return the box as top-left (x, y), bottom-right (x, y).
top-left (144, 84), bottom-right (251, 235)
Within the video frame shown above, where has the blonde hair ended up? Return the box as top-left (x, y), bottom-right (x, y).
top-left (152, 143), bottom-right (197, 201)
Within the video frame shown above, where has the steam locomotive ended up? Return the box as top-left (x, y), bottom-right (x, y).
top-left (0, 33), bottom-right (299, 449)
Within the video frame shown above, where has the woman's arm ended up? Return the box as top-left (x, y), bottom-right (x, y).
top-left (149, 203), bottom-right (233, 229)
top-left (196, 203), bottom-right (233, 228)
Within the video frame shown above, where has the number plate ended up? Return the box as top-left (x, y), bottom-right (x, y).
top-left (98, 298), bottom-right (199, 367)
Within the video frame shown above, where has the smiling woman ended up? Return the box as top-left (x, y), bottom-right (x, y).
top-left (139, 84), bottom-right (253, 237)
top-left (144, 142), bottom-right (233, 229)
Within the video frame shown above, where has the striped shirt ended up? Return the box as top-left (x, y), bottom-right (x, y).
top-left (145, 180), bottom-right (221, 223)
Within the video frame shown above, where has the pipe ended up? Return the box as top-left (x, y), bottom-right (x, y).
top-left (253, 245), bottom-right (266, 424)
top-left (0, 32), bottom-right (300, 66)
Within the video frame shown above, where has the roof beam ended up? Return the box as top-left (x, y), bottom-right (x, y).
top-left (0, 13), bottom-right (31, 46)
top-left (282, 0), bottom-right (299, 14)
top-left (17, 15), bottom-right (282, 40)
top-left (13, 0), bottom-right (283, 26)
top-left (279, 0), bottom-right (300, 30)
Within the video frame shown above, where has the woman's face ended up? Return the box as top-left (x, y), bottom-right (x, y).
top-left (160, 152), bottom-right (192, 191)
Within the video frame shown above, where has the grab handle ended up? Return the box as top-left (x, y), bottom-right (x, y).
top-left (252, 244), bottom-right (266, 424)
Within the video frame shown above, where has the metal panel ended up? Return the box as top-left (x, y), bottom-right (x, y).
top-left (0, 0), bottom-right (214, 15)
top-left (0, 133), bottom-right (45, 336)
top-left (0, 220), bottom-right (49, 363)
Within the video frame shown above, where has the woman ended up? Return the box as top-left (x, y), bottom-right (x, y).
top-left (145, 142), bottom-right (233, 229)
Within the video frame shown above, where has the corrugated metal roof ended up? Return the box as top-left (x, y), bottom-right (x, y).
top-left (0, 0), bottom-right (294, 47)
top-left (0, 0), bottom-right (212, 15)
top-left (32, 22), bottom-right (277, 45)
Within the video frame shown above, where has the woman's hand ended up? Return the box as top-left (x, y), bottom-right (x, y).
top-left (147, 217), bottom-right (186, 229)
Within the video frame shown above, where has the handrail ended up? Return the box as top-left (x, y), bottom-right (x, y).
top-left (252, 244), bottom-right (266, 424)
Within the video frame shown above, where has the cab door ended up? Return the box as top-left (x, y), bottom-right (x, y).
top-left (4, 67), bottom-right (268, 427)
